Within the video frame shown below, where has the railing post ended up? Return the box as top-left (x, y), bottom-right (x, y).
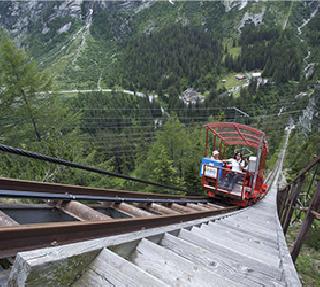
top-left (291, 182), bottom-right (320, 262)
top-left (282, 176), bottom-right (305, 234)
top-left (280, 184), bottom-right (292, 225)
top-left (277, 185), bottom-right (289, 219)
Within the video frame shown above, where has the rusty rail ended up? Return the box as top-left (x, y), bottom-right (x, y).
top-left (0, 177), bottom-right (239, 258)
top-left (0, 178), bottom-right (206, 200)
top-left (0, 206), bottom-right (238, 258)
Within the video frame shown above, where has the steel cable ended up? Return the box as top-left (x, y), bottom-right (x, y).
top-left (0, 144), bottom-right (187, 192)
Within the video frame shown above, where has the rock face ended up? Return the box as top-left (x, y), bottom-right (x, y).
top-left (238, 9), bottom-right (265, 32)
top-left (180, 88), bottom-right (204, 105)
top-left (0, 1), bottom-right (81, 33)
top-left (223, 0), bottom-right (250, 12)
top-left (0, 0), bottom-right (154, 44)
top-left (298, 96), bottom-right (317, 135)
top-left (0, 1), bottom-right (83, 44)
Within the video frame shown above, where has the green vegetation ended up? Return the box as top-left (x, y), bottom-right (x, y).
top-left (287, 220), bottom-right (320, 286)
top-left (284, 87), bottom-right (320, 286)
top-left (115, 25), bottom-right (222, 94)
top-left (217, 72), bottom-right (244, 91)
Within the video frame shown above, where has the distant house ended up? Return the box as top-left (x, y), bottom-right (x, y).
top-left (252, 72), bottom-right (262, 78)
top-left (235, 74), bottom-right (246, 80)
top-left (180, 88), bottom-right (204, 105)
top-left (295, 92), bottom-right (308, 99)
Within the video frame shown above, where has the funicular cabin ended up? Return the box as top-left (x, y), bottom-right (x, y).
top-left (200, 122), bottom-right (269, 207)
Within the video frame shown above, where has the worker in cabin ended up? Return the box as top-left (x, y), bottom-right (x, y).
top-left (223, 152), bottom-right (245, 190)
top-left (211, 150), bottom-right (220, 160)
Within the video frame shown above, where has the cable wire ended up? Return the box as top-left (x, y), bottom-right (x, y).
top-left (0, 144), bottom-right (187, 192)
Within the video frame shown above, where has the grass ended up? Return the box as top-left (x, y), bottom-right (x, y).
top-left (217, 72), bottom-right (245, 91)
top-left (286, 220), bottom-right (320, 286)
top-left (223, 37), bottom-right (241, 58)
top-left (230, 46), bottom-right (241, 58)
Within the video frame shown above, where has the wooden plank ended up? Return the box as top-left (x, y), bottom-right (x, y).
top-left (282, 177), bottom-right (305, 234)
top-left (74, 248), bottom-right (167, 287)
top-left (207, 203), bottom-right (224, 209)
top-left (186, 203), bottom-right (209, 212)
top-left (276, 219), bottom-right (301, 286)
top-left (235, 212), bottom-right (278, 228)
top-left (7, 249), bottom-right (100, 287)
top-left (292, 156), bottom-right (320, 183)
top-left (198, 204), bottom-right (213, 210)
top-left (113, 203), bottom-right (155, 217)
top-left (0, 269), bottom-right (10, 287)
top-left (213, 218), bottom-right (278, 244)
top-left (170, 203), bottom-right (195, 213)
top-left (311, 210), bottom-right (320, 220)
top-left (178, 229), bottom-right (282, 280)
top-left (277, 185), bottom-right (290, 218)
top-left (193, 225), bottom-right (280, 263)
top-left (142, 203), bottom-right (180, 215)
top-left (160, 233), bottom-right (284, 286)
top-left (280, 184), bottom-right (293, 225)
top-left (61, 201), bottom-right (111, 221)
top-left (132, 238), bottom-right (242, 287)
top-left (0, 210), bottom-right (19, 226)
top-left (208, 221), bottom-right (278, 249)
top-left (220, 214), bottom-right (277, 233)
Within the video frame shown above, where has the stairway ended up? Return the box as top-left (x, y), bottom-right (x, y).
top-left (73, 216), bottom-right (286, 287)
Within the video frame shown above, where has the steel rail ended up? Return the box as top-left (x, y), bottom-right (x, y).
top-left (0, 206), bottom-right (238, 258)
top-left (0, 189), bottom-right (209, 204)
top-left (0, 178), bottom-right (207, 200)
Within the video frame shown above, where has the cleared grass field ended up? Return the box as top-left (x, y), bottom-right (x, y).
top-left (217, 72), bottom-right (246, 91)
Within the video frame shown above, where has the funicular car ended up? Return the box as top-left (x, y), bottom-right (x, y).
top-left (200, 122), bottom-right (269, 207)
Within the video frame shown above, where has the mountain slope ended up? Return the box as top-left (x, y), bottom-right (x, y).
top-left (1, 0), bottom-right (318, 91)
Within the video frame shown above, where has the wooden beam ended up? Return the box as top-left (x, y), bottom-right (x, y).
top-left (170, 203), bottom-right (195, 213)
top-left (291, 182), bottom-right (320, 262)
top-left (187, 204), bottom-right (209, 212)
top-left (277, 184), bottom-right (290, 220)
top-left (293, 156), bottom-right (320, 184)
top-left (282, 177), bottom-right (305, 234)
top-left (114, 203), bottom-right (155, 217)
top-left (293, 206), bottom-right (308, 212)
top-left (61, 201), bottom-right (112, 221)
top-left (311, 210), bottom-right (320, 220)
top-left (0, 210), bottom-right (19, 226)
top-left (140, 204), bottom-right (180, 215)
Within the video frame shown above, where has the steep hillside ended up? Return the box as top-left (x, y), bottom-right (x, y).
top-left (1, 0), bottom-right (318, 91)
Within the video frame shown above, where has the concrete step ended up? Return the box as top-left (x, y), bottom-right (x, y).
top-left (131, 237), bottom-right (241, 287)
top-left (73, 248), bottom-right (167, 287)
top-left (160, 233), bottom-right (284, 286)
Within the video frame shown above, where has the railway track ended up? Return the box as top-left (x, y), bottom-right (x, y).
top-left (0, 178), bottom-right (237, 259)
top-left (0, 154), bottom-right (285, 286)
top-left (0, 168), bottom-right (286, 287)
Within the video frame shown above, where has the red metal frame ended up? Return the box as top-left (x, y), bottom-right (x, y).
top-left (202, 122), bottom-right (269, 207)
